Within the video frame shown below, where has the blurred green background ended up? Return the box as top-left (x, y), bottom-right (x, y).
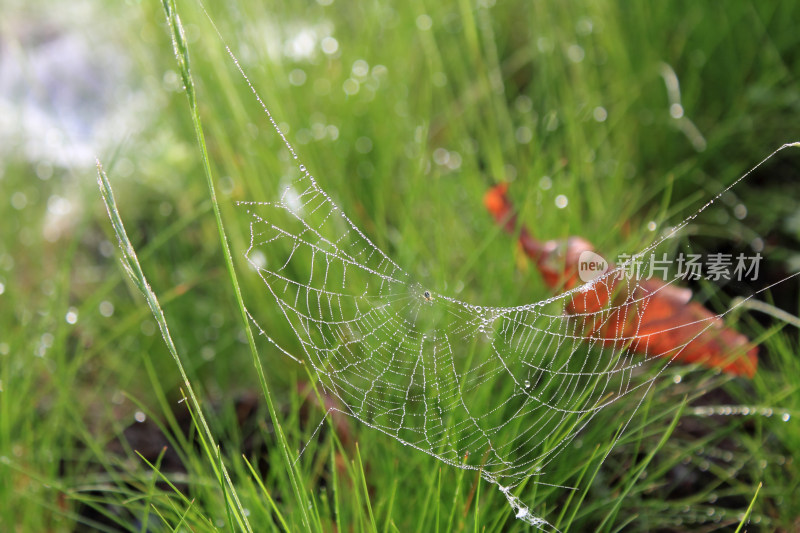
top-left (1, 0), bottom-right (799, 531)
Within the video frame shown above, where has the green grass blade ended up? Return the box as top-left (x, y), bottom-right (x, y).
top-left (734, 482), bottom-right (762, 533)
top-left (97, 161), bottom-right (248, 530)
top-left (159, 0), bottom-right (312, 527)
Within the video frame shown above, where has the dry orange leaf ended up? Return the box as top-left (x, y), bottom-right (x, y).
top-left (484, 184), bottom-right (757, 378)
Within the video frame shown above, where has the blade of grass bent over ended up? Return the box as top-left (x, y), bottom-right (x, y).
top-left (97, 161), bottom-right (250, 531)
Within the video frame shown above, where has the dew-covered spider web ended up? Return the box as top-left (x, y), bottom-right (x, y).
top-left (237, 147), bottom-right (798, 528)
top-left (198, 9), bottom-right (800, 529)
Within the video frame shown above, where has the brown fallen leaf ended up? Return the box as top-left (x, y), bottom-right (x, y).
top-left (484, 184), bottom-right (757, 378)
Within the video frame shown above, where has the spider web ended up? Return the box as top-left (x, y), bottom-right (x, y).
top-left (240, 168), bottom-right (654, 475)
top-left (236, 144), bottom-right (795, 529)
top-left (200, 8), bottom-right (799, 527)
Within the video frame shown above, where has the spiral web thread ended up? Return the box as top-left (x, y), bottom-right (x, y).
top-left (194, 4), bottom-right (799, 527)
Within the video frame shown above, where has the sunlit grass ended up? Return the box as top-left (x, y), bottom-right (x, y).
top-left (1, 0), bottom-right (799, 531)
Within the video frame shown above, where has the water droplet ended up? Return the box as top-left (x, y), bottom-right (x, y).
top-left (299, 165), bottom-right (306, 173)
top-left (342, 78), bottom-right (360, 95)
top-left (40, 333), bottom-right (54, 348)
top-left (134, 411), bottom-right (146, 423)
top-left (515, 126), bottom-right (532, 144)
top-left (524, 380), bottom-right (531, 389)
top-left (11, 191), bottom-right (28, 210)
top-left (65, 307), bottom-right (79, 325)
top-left (721, 451), bottom-right (734, 462)
top-left (416, 14), bottom-right (433, 31)
top-left (321, 36), bottom-right (339, 55)
top-left (201, 346), bottom-right (215, 361)
top-left (567, 44), bottom-right (585, 63)
top-left (99, 301), bottom-right (114, 317)
top-left (782, 412), bottom-right (791, 422)
top-left (539, 176), bottom-right (552, 190)
top-left (593, 106), bottom-right (607, 122)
